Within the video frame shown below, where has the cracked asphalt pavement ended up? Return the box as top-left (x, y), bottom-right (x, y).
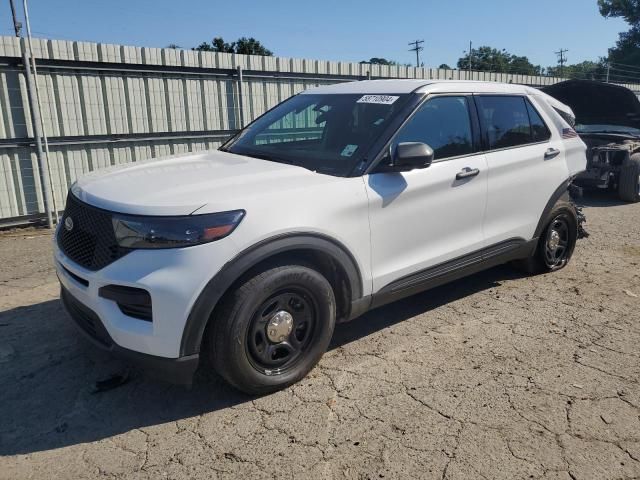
top-left (1, 192), bottom-right (639, 480)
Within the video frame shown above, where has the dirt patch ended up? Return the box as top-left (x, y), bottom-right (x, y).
top-left (622, 245), bottom-right (640, 258)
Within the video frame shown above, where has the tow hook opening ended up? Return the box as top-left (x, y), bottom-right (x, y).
top-left (99, 285), bottom-right (153, 322)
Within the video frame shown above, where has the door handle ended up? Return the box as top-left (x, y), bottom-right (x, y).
top-left (544, 148), bottom-right (561, 160)
top-left (456, 167), bottom-right (480, 180)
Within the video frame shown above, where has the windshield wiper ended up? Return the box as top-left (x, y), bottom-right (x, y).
top-left (235, 150), bottom-right (306, 168)
top-left (246, 152), bottom-right (294, 164)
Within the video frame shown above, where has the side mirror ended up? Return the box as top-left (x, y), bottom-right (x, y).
top-left (391, 142), bottom-right (434, 172)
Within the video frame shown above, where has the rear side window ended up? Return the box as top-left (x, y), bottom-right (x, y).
top-left (393, 96), bottom-right (473, 160)
top-left (477, 96), bottom-right (550, 150)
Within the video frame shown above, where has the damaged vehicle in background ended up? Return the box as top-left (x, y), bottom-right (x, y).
top-left (543, 79), bottom-right (640, 202)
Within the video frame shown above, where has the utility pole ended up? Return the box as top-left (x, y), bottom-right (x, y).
top-left (9, 0), bottom-right (54, 228)
top-left (408, 39), bottom-right (424, 68)
top-left (606, 62), bottom-right (611, 83)
top-left (468, 41), bottom-right (473, 77)
top-left (23, 0), bottom-right (57, 222)
top-left (555, 48), bottom-right (568, 78)
top-left (8, 0), bottom-right (21, 35)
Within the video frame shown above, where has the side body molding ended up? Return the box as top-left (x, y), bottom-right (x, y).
top-left (179, 233), bottom-right (364, 356)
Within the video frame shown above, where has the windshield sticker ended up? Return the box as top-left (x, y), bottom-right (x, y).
top-left (357, 95), bottom-right (399, 105)
top-left (341, 144), bottom-right (359, 157)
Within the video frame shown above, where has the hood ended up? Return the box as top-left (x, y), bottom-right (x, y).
top-left (542, 80), bottom-right (640, 130)
top-left (72, 150), bottom-right (340, 216)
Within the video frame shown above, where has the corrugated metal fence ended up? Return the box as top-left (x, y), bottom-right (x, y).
top-left (1, 36), bottom-right (638, 225)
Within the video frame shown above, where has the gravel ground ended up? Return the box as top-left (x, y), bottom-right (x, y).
top-left (0, 192), bottom-right (639, 480)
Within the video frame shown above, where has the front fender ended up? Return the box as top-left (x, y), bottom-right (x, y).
top-left (179, 232), bottom-right (364, 356)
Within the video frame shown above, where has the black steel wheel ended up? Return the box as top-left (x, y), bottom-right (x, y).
top-left (512, 199), bottom-right (578, 275)
top-left (542, 214), bottom-right (572, 270)
top-left (207, 264), bottom-right (335, 395)
top-left (246, 289), bottom-right (318, 375)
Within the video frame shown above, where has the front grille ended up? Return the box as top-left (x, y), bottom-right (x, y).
top-left (57, 193), bottom-right (129, 271)
top-left (61, 287), bottom-right (113, 349)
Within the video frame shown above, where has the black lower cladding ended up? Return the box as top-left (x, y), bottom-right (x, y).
top-left (61, 286), bottom-right (113, 348)
top-left (370, 238), bottom-right (537, 309)
top-left (60, 287), bottom-right (199, 385)
top-left (57, 193), bottom-right (130, 271)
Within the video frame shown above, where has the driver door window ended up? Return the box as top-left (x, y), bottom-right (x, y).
top-left (393, 96), bottom-right (474, 160)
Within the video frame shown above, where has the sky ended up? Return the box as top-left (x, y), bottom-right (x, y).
top-left (2, 0), bottom-right (630, 69)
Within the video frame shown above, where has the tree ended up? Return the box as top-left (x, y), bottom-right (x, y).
top-left (194, 42), bottom-right (215, 52)
top-left (193, 36), bottom-right (273, 56)
top-left (211, 37), bottom-right (233, 53)
top-left (546, 60), bottom-right (607, 79)
top-left (360, 58), bottom-right (399, 65)
top-left (438, 63), bottom-right (452, 69)
top-left (598, 0), bottom-right (640, 67)
top-left (457, 46), bottom-right (542, 75)
top-left (235, 37), bottom-right (273, 55)
top-left (599, 0), bottom-right (640, 25)
top-left (509, 55), bottom-right (544, 75)
top-left (166, 44), bottom-right (181, 49)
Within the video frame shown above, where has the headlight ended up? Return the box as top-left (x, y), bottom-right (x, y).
top-left (112, 210), bottom-right (245, 249)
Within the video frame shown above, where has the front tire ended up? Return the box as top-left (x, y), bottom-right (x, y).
top-left (618, 154), bottom-right (640, 203)
top-left (207, 264), bottom-right (336, 395)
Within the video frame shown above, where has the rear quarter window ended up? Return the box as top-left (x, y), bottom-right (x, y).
top-left (525, 100), bottom-right (552, 142)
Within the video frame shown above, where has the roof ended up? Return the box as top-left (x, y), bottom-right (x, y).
top-left (302, 79), bottom-right (538, 95)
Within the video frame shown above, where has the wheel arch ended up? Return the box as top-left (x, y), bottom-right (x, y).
top-left (179, 232), bottom-right (364, 357)
top-left (533, 179), bottom-right (574, 240)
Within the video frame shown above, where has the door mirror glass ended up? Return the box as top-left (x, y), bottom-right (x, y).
top-left (392, 142), bottom-right (434, 171)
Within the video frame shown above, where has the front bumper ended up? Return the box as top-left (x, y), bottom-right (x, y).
top-left (61, 286), bottom-right (199, 385)
top-left (54, 224), bottom-right (241, 383)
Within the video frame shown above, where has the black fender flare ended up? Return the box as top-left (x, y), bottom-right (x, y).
top-left (533, 179), bottom-right (573, 240)
top-left (179, 233), bottom-right (364, 356)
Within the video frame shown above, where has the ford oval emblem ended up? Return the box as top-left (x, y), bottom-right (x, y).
top-left (64, 216), bottom-right (74, 232)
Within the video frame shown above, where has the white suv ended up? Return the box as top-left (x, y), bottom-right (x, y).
top-left (54, 80), bottom-right (587, 394)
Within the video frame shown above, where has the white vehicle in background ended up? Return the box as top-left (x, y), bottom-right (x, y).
top-left (54, 80), bottom-right (587, 394)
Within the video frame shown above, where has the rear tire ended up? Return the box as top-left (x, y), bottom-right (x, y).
top-left (207, 264), bottom-right (336, 395)
top-left (514, 201), bottom-right (578, 274)
top-left (618, 154), bottom-right (640, 203)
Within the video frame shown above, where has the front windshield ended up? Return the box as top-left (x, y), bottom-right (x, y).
top-left (222, 93), bottom-right (411, 176)
top-left (575, 124), bottom-right (640, 135)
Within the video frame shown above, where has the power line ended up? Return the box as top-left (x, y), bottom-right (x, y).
top-left (603, 73), bottom-right (640, 83)
top-left (608, 65), bottom-right (640, 75)
top-left (408, 39), bottom-right (424, 68)
top-left (608, 61), bottom-right (640, 72)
